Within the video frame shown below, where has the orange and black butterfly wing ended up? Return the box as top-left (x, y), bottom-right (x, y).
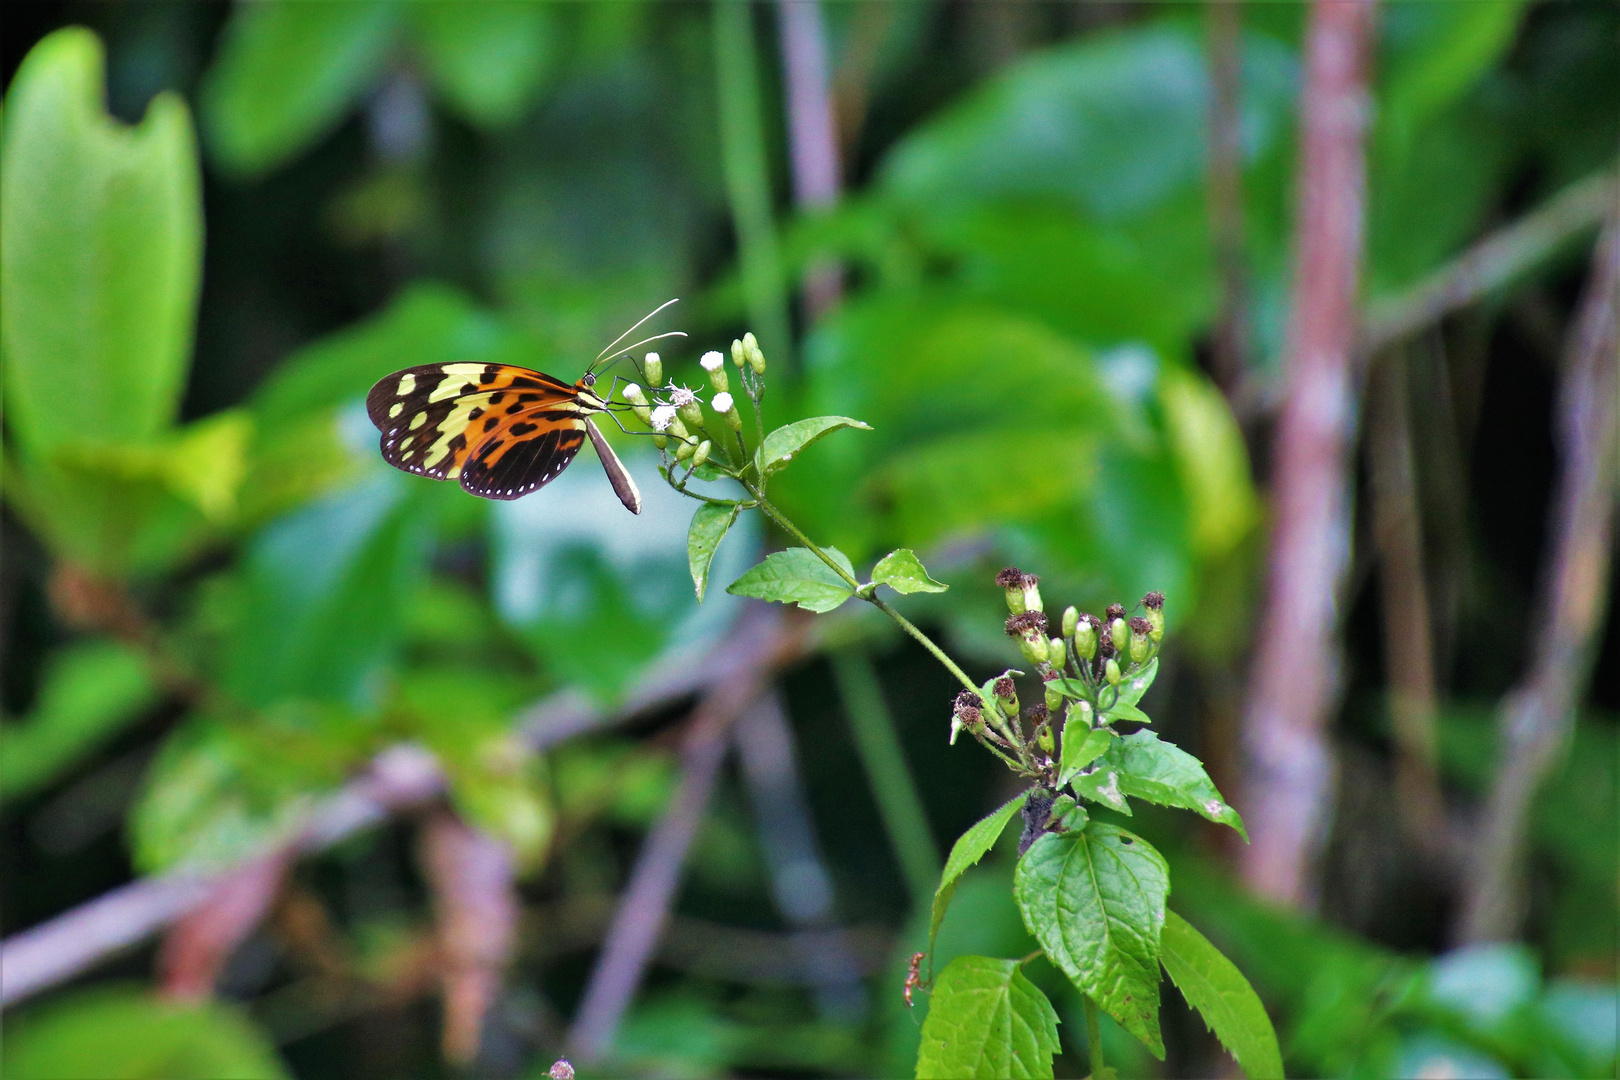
top-left (366, 362), bottom-right (578, 484)
top-left (458, 408), bottom-right (588, 500)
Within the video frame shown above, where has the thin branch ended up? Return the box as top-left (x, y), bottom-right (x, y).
top-left (1239, 0), bottom-right (1377, 909)
top-left (777, 0), bottom-right (844, 320)
top-left (565, 639), bottom-right (776, 1064)
top-left (1363, 171), bottom-right (1616, 353)
top-left (1459, 210), bottom-right (1619, 943)
top-left (1366, 346), bottom-right (1446, 847)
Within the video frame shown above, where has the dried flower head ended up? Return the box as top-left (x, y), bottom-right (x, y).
top-left (1129, 616), bottom-right (1152, 635)
top-left (1106, 602), bottom-right (1126, 622)
top-left (1005, 611), bottom-right (1049, 638)
top-left (1142, 591), bottom-right (1165, 611)
top-left (995, 566), bottom-right (1025, 588)
top-left (994, 675), bottom-right (1016, 700)
top-left (1025, 703), bottom-right (1050, 726)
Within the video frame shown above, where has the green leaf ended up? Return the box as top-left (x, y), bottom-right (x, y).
top-left (0, 642), bottom-right (158, 804)
top-left (1160, 911), bottom-right (1284, 1078)
top-left (1057, 725), bottom-right (1115, 790)
top-left (1014, 821), bottom-right (1169, 1057)
top-left (1103, 701), bottom-right (1153, 726)
top-left (755, 415), bottom-right (872, 478)
top-left (226, 474), bottom-right (433, 708)
top-left (916, 956), bottom-right (1061, 1079)
top-left (688, 502), bottom-right (741, 602)
top-left (1071, 759), bottom-right (1132, 815)
top-left (929, 792), bottom-right (1029, 959)
top-left (1, 28), bottom-right (202, 458)
top-left (1, 986), bottom-right (290, 1079)
top-left (872, 548), bottom-right (949, 595)
top-left (1112, 658), bottom-right (1159, 710)
top-left (1098, 729), bottom-right (1247, 840)
top-left (726, 546), bottom-right (856, 613)
top-left (408, 1), bottom-right (554, 128)
top-left (200, 0), bottom-right (397, 175)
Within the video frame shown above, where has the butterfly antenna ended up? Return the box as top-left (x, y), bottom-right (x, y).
top-left (593, 298), bottom-right (681, 364)
top-left (610, 330), bottom-right (688, 366)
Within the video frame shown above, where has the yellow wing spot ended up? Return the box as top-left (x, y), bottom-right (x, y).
top-left (409, 412), bottom-right (427, 430)
top-left (428, 377), bottom-right (475, 403)
top-left (447, 464), bottom-right (463, 480)
top-left (440, 363), bottom-right (486, 377)
top-left (397, 373), bottom-right (417, 396)
top-left (401, 436), bottom-right (414, 450)
top-left (389, 402), bottom-right (404, 419)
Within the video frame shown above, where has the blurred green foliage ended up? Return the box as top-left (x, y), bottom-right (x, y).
top-left (1, 2), bottom-right (1615, 1077)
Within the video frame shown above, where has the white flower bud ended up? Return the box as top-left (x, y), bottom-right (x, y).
top-left (649, 405), bottom-right (676, 432)
top-left (700, 351), bottom-right (724, 372)
top-left (712, 391), bottom-right (734, 413)
top-left (643, 353), bottom-right (662, 386)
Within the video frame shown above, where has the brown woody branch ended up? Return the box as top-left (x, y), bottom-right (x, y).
top-left (1239, 0), bottom-right (1377, 909)
top-left (1458, 210), bottom-right (1619, 943)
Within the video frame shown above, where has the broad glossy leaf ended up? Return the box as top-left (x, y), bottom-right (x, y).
top-left (756, 415), bottom-right (872, 478)
top-left (687, 502), bottom-right (741, 602)
top-left (726, 546), bottom-right (856, 613)
top-left (409, 1), bottom-right (554, 127)
top-left (0, 986), bottom-right (289, 1080)
top-left (1015, 822), bottom-right (1170, 1057)
top-left (872, 548), bottom-right (948, 595)
top-left (1161, 911), bottom-right (1284, 1078)
top-left (493, 452), bottom-right (753, 702)
top-left (1057, 725), bottom-right (1115, 790)
top-left (929, 792), bottom-right (1029, 959)
top-left (226, 473), bottom-right (433, 708)
top-left (916, 956), bottom-right (1061, 1079)
top-left (0, 642), bottom-right (157, 804)
top-left (1072, 759), bottom-right (1133, 815)
top-left (1, 28), bottom-right (201, 457)
top-left (1097, 729), bottom-right (1247, 839)
top-left (201, 0), bottom-right (396, 174)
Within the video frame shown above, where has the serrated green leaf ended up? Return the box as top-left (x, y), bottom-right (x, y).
top-left (929, 792), bottom-right (1029, 960)
top-left (755, 415), bottom-right (872, 478)
top-left (916, 956), bottom-right (1061, 1079)
top-left (726, 546), bottom-right (855, 613)
top-left (1057, 725), bottom-right (1115, 790)
top-left (1098, 729), bottom-right (1247, 839)
top-left (872, 547), bottom-right (949, 595)
top-left (1014, 822), bottom-right (1169, 1058)
top-left (1161, 911), bottom-right (1284, 1078)
top-left (200, 0), bottom-right (397, 175)
top-left (1072, 760), bottom-right (1132, 815)
top-left (1110, 658), bottom-right (1158, 709)
top-left (687, 502), bottom-right (740, 601)
top-left (2, 28), bottom-right (202, 458)
top-left (1103, 701), bottom-right (1153, 725)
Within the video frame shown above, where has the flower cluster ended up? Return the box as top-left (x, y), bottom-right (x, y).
top-left (616, 333), bottom-right (768, 490)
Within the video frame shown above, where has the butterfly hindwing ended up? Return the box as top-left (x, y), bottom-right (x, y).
top-left (367, 363), bottom-right (578, 483)
top-left (459, 411), bottom-right (587, 500)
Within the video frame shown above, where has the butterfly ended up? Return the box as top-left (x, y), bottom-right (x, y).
top-left (365, 303), bottom-right (682, 512)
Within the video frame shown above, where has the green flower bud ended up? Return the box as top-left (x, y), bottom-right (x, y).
top-left (1019, 634), bottom-right (1049, 666)
top-left (1061, 606), bottom-right (1079, 638)
top-left (1105, 657), bottom-right (1122, 686)
top-left (1037, 724), bottom-right (1055, 755)
top-left (700, 350), bottom-right (729, 393)
top-left (1073, 615), bottom-right (1098, 660)
top-left (652, 432), bottom-right (668, 450)
top-left (731, 338), bottom-right (747, 368)
top-left (743, 331), bottom-right (766, 374)
top-left (1109, 617), bottom-right (1128, 656)
top-left (668, 415), bottom-right (690, 441)
top-left (692, 440), bottom-right (712, 468)
top-left (1044, 680), bottom-right (1063, 712)
top-left (1049, 638), bottom-right (1068, 670)
top-left (643, 352), bottom-right (663, 387)
top-left (1128, 616), bottom-right (1152, 663)
top-left (675, 437), bottom-right (696, 462)
top-left (996, 567), bottom-right (1028, 614)
top-left (713, 391), bottom-right (743, 430)
top-left (678, 400), bottom-right (704, 431)
top-left (1143, 591), bottom-right (1165, 642)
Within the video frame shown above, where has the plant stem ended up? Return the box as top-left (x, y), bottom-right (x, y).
top-left (1084, 994), bottom-right (1105, 1079)
top-left (830, 649), bottom-right (942, 908)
